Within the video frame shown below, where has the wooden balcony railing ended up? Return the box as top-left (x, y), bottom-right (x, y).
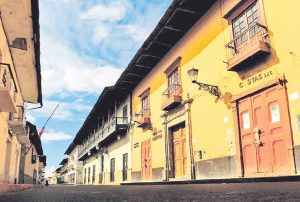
top-left (135, 110), bottom-right (151, 128)
top-left (161, 84), bottom-right (182, 111)
top-left (225, 22), bottom-right (270, 71)
top-left (78, 117), bottom-right (129, 158)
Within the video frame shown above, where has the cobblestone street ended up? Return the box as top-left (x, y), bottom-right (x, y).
top-left (1, 182), bottom-right (300, 202)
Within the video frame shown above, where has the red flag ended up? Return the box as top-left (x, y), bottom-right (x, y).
top-left (38, 126), bottom-right (45, 137)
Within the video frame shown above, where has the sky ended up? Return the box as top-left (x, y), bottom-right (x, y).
top-left (27, 0), bottom-right (172, 177)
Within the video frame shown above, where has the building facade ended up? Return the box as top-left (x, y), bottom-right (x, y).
top-left (0, 0), bottom-right (42, 184)
top-left (117, 0), bottom-right (300, 181)
top-left (64, 143), bottom-right (83, 185)
top-left (67, 87), bottom-right (131, 185)
top-left (62, 0), bottom-right (300, 184)
top-left (19, 122), bottom-right (45, 184)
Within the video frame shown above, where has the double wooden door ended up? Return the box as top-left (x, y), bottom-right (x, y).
top-left (141, 139), bottom-right (152, 180)
top-left (238, 84), bottom-right (294, 175)
top-left (172, 125), bottom-right (187, 178)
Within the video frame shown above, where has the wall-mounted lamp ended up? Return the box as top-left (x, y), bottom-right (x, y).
top-left (188, 68), bottom-right (221, 98)
top-left (88, 151), bottom-right (91, 156)
top-left (96, 145), bottom-right (99, 150)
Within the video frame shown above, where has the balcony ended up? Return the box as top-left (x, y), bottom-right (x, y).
top-left (225, 22), bottom-right (270, 71)
top-left (8, 107), bottom-right (28, 143)
top-left (78, 117), bottom-right (128, 160)
top-left (0, 64), bottom-right (17, 113)
top-left (161, 84), bottom-right (182, 111)
top-left (136, 111), bottom-right (151, 128)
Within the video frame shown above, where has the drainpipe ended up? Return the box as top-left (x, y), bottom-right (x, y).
top-left (235, 101), bottom-right (245, 177)
top-left (162, 113), bottom-right (169, 181)
top-left (186, 97), bottom-right (195, 180)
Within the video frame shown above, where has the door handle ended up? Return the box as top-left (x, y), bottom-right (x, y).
top-left (253, 128), bottom-right (262, 146)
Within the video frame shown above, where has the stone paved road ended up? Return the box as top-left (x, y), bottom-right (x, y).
top-left (1, 182), bottom-right (300, 202)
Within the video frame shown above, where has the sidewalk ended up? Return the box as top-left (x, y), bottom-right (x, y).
top-left (121, 175), bottom-right (300, 186)
top-left (0, 184), bottom-right (34, 195)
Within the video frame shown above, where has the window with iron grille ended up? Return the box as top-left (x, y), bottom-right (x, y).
top-left (84, 168), bottom-right (86, 184)
top-left (110, 158), bottom-right (115, 182)
top-left (123, 153), bottom-right (128, 181)
top-left (92, 165), bottom-right (96, 184)
top-left (88, 167), bottom-right (90, 184)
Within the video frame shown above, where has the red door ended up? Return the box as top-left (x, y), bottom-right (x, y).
top-left (238, 85), bottom-right (294, 175)
top-left (141, 139), bottom-right (152, 180)
top-left (173, 125), bottom-right (187, 178)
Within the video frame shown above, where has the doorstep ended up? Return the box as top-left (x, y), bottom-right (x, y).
top-left (0, 184), bottom-right (34, 195)
top-left (121, 175), bottom-right (300, 186)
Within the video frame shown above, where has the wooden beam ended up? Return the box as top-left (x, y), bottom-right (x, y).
top-left (177, 8), bottom-right (199, 16)
top-left (150, 40), bottom-right (172, 48)
top-left (141, 54), bottom-right (162, 59)
top-left (134, 64), bottom-right (152, 69)
top-left (126, 73), bottom-right (144, 78)
top-left (164, 26), bottom-right (184, 33)
top-left (121, 80), bottom-right (136, 84)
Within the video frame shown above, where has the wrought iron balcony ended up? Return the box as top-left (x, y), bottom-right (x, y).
top-left (225, 22), bottom-right (270, 71)
top-left (0, 63), bottom-right (17, 113)
top-left (161, 84), bottom-right (182, 111)
top-left (135, 110), bottom-right (151, 128)
top-left (78, 117), bottom-right (129, 160)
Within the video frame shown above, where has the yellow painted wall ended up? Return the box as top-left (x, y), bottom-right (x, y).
top-left (23, 146), bottom-right (39, 184)
top-left (131, 0), bottom-right (300, 179)
top-left (0, 16), bottom-right (24, 184)
top-left (82, 132), bottom-right (131, 185)
top-left (83, 156), bottom-right (99, 185)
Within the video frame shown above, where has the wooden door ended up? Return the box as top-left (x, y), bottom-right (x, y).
top-left (238, 85), bottom-right (293, 175)
top-left (172, 125), bottom-right (187, 178)
top-left (141, 139), bottom-right (152, 180)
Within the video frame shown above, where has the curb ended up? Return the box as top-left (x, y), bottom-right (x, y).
top-left (0, 184), bottom-right (35, 195)
top-left (121, 175), bottom-right (300, 186)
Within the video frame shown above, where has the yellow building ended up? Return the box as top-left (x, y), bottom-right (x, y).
top-left (0, 0), bottom-right (42, 184)
top-left (69, 87), bottom-right (131, 185)
top-left (64, 143), bottom-right (83, 185)
top-left (111, 0), bottom-right (300, 182)
top-left (49, 167), bottom-right (63, 185)
top-left (62, 0), bottom-right (300, 183)
top-left (19, 122), bottom-right (45, 184)
top-left (59, 158), bottom-right (69, 183)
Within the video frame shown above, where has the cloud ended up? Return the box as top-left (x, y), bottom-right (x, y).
top-left (92, 23), bottom-right (111, 43)
top-left (118, 24), bottom-right (149, 42)
top-left (41, 130), bottom-right (73, 143)
top-left (28, 99), bottom-right (92, 121)
top-left (41, 32), bottom-right (123, 97)
top-left (79, 1), bottom-right (131, 22)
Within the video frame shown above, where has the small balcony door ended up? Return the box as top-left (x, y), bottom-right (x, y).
top-left (168, 68), bottom-right (180, 96)
top-left (122, 105), bottom-right (128, 124)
